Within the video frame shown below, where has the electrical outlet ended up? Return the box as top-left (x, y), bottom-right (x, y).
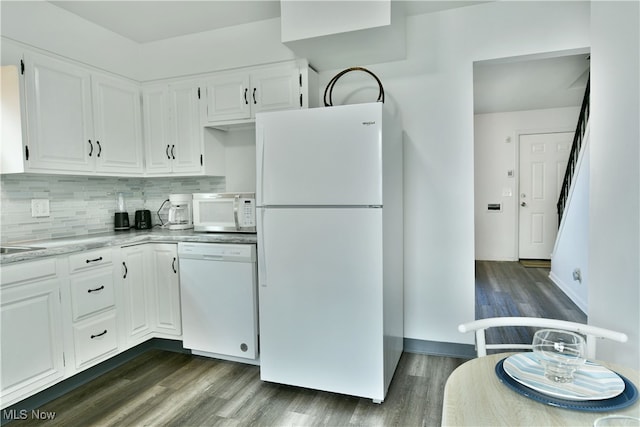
top-left (31, 199), bottom-right (50, 217)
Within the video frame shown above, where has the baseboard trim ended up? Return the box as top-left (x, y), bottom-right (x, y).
top-left (404, 338), bottom-right (476, 359)
top-left (548, 271), bottom-right (588, 314)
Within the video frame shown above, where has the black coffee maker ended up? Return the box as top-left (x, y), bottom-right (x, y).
top-left (114, 192), bottom-right (130, 231)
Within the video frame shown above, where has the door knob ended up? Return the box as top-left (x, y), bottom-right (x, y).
top-left (521, 201), bottom-right (527, 207)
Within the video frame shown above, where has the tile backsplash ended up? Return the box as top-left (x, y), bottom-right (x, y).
top-left (0, 174), bottom-right (225, 244)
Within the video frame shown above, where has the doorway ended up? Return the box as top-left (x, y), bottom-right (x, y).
top-left (473, 51), bottom-right (589, 261)
top-left (473, 51), bottom-right (590, 327)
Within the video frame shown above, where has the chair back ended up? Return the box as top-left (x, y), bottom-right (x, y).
top-left (458, 317), bottom-right (628, 359)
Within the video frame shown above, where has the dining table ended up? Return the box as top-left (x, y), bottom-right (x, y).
top-left (442, 352), bottom-right (640, 426)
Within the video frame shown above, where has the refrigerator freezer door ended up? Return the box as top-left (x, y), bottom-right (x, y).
top-left (257, 207), bottom-right (385, 400)
top-left (256, 103), bottom-right (383, 207)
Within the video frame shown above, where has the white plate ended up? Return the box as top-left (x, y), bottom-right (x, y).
top-left (503, 353), bottom-right (625, 401)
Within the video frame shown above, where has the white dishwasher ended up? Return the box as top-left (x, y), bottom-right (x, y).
top-left (178, 242), bottom-right (259, 364)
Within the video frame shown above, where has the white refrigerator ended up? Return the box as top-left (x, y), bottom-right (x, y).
top-left (255, 102), bottom-right (404, 402)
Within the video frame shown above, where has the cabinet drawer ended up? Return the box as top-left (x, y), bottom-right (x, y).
top-left (68, 248), bottom-right (112, 273)
top-left (70, 269), bottom-right (115, 321)
top-left (73, 313), bottom-right (118, 369)
top-left (1, 258), bottom-right (58, 288)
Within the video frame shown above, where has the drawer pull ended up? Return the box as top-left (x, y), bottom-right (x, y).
top-left (87, 285), bottom-right (105, 293)
top-left (91, 329), bottom-right (108, 339)
top-left (172, 257), bottom-right (177, 273)
top-left (122, 262), bottom-right (128, 278)
top-left (86, 257), bottom-right (103, 264)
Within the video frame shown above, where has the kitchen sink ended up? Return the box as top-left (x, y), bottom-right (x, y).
top-left (0, 246), bottom-right (43, 254)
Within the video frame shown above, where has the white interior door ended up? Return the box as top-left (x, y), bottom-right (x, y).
top-left (519, 132), bottom-right (572, 259)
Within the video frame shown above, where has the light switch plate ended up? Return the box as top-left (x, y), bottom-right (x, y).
top-left (31, 199), bottom-right (50, 217)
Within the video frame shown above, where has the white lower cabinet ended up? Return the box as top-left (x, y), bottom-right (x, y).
top-left (119, 243), bottom-right (181, 347)
top-left (1, 243), bottom-right (184, 408)
top-left (120, 244), bottom-right (154, 347)
top-left (148, 244), bottom-right (181, 337)
top-left (0, 259), bottom-right (65, 409)
top-left (64, 248), bottom-right (120, 372)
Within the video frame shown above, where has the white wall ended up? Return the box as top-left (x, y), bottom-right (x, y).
top-left (474, 107), bottom-right (580, 261)
top-left (0, 1), bottom-right (140, 79)
top-left (361, 2), bottom-right (590, 345)
top-left (550, 131), bottom-right (590, 313)
top-left (589, 1), bottom-right (640, 370)
top-left (138, 18), bottom-right (295, 81)
top-left (1, 1), bottom-right (604, 349)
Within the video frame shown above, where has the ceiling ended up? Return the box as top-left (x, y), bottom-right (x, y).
top-left (48, 1), bottom-right (484, 44)
top-left (46, 0), bottom-right (588, 113)
top-left (474, 53), bottom-right (590, 114)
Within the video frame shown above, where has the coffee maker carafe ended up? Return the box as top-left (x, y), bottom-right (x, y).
top-left (167, 194), bottom-right (193, 230)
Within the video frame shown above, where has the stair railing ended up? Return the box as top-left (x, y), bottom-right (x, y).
top-left (557, 76), bottom-right (590, 225)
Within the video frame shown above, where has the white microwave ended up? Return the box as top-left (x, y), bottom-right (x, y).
top-left (192, 193), bottom-right (256, 233)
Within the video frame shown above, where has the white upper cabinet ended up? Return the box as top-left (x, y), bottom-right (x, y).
top-left (202, 73), bottom-right (251, 123)
top-left (24, 52), bottom-right (94, 172)
top-left (5, 43), bottom-right (317, 177)
top-left (92, 74), bottom-right (144, 174)
top-left (201, 60), bottom-right (316, 126)
top-left (169, 81), bottom-right (204, 174)
top-left (142, 84), bottom-right (171, 173)
top-left (21, 51), bottom-right (143, 176)
top-left (142, 79), bottom-right (218, 176)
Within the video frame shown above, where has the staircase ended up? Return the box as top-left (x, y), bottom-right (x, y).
top-left (557, 76), bottom-right (590, 224)
top-left (549, 75), bottom-right (591, 314)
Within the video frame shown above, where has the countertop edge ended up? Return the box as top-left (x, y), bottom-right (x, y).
top-left (0, 230), bottom-right (257, 265)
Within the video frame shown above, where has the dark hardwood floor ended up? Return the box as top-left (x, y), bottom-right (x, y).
top-left (9, 350), bottom-right (465, 427)
top-left (6, 261), bottom-right (585, 426)
top-left (475, 260), bottom-right (587, 348)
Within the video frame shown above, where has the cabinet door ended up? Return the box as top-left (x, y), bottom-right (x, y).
top-left (23, 52), bottom-right (94, 172)
top-left (1, 260), bottom-right (65, 408)
top-left (92, 74), bottom-right (144, 174)
top-left (121, 245), bottom-right (153, 346)
top-left (251, 66), bottom-right (301, 115)
top-left (202, 73), bottom-right (251, 123)
top-left (149, 244), bottom-right (181, 336)
top-left (170, 81), bottom-right (203, 173)
top-left (142, 84), bottom-right (172, 174)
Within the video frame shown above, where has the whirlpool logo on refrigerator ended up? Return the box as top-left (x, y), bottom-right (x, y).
top-left (362, 121), bottom-right (376, 126)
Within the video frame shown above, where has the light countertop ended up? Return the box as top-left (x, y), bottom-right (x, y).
top-left (0, 229), bottom-right (257, 265)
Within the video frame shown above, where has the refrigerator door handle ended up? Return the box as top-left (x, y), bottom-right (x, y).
top-left (258, 208), bottom-right (267, 287)
top-left (257, 125), bottom-right (265, 206)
